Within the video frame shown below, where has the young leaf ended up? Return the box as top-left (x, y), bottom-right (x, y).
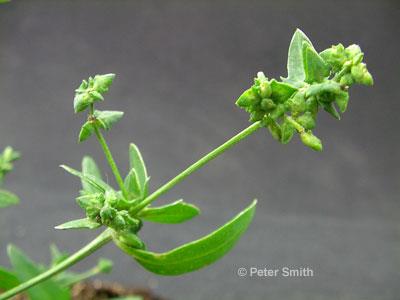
top-left (81, 156), bottom-right (103, 193)
top-left (138, 200), bottom-right (200, 224)
top-left (116, 200), bottom-right (257, 275)
top-left (7, 245), bottom-right (71, 300)
top-left (0, 267), bottom-right (19, 290)
top-left (93, 110), bottom-right (124, 131)
top-left (61, 165), bottom-right (112, 193)
top-left (78, 121), bottom-right (94, 142)
top-left (129, 144), bottom-right (149, 195)
top-left (55, 218), bottom-right (101, 230)
top-left (124, 168), bottom-right (141, 199)
top-left (0, 189), bottom-right (19, 208)
top-left (285, 29), bottom-right (313, 83)
top-left (302, 42), bottom-right (330, 83)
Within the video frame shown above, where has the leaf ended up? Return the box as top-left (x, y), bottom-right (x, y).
top-left (55, 218), bottom-right (101, 230)
top-left (0, 267), bottom-right (20, 290)
top-left (7, 245), bottom-right (71, 300)
top-left (335, 91), bottom-right (349, 113)
top-left (93, 110), bottom-right (124, 131)
top-left (302, 42), bottom-right (330, 83)
top-left (124, 168), bottom-right (141, 199)
top-left (78, 121), bottom-right (94, 142)
top-left (0, 189), bottom-right (19, 208)
top-left (117, 200), bottom-right (257, 275)
top-left (138, 200), bottom-right (200, 224)
top-left (49, 244), bottom-right (69, 267)
top-left (61, 165), bottom-right (112, 193)
top-left (82, 156), bottom-right (103, 193)
top-left (129, 144), bottom-right (149, 196)
top-left (270, 79), bottom-right (297, 103)
top-left (285, 29), bottom-right (313, 83)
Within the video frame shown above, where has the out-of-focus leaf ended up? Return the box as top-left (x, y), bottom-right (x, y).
top-left (0, 189), bottom-right (19, 208)
top-left (7, 245), bottom-right (71, 300)
top-left (0, 267), bottom-right (19, 290)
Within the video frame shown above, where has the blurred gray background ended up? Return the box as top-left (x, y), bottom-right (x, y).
top-left (0, 1), bottom-right (399, 299)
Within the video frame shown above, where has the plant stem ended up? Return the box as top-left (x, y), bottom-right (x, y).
top-left (0, 230), bottom-right (113, 300)
top-left (0, 121), bottom-right (262, 299)
top-left (93, 125), bottom-right (129, 199)
top-left (131, 120), bottom-right (263, 213)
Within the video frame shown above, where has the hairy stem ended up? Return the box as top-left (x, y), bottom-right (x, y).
top-left (0, 230), bottom-right (113, 300)
top-left (131, 120), bottom-right (262, 213)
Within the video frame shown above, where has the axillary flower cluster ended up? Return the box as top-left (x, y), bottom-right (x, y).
top-left (236, 30), bottom-right (373, 151)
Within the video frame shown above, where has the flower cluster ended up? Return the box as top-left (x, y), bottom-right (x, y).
top-left (236, 29), bottom-right (373, 151)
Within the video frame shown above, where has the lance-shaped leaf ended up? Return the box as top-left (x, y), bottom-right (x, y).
top-left (55, 218), bottom-right (101, 230)
top-left (124, 168), bottom-right (141, 199)
top-left (81, 156), bottom-right (103, 193)
top-left (61, 165), bottom-right (112, 193)
top-left (0, 267), bottom-right (19, 290)
top-left (7, 245), bottom-right (71, 300)
top-left (129, 144), bottom-right (149, 196)
top-left (94, 110), bottom-right (124, 131)
top-left (0, 189), bottom-right (19, 208)
top-left (117, 200), bottom-right (257, 275)
top-left (302, 42), bottom-right (330, 83)
top-left (285, 29), bottom-right (313, 83)
top-left (138, 200), bottom-right (200, 224)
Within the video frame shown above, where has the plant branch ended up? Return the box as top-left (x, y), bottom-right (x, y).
top-left (131, 120), bottom-right (263, 214)
top-left (93, 124), bottom-right (129, 199)
top-left (0, 229), bottom-right (113, 300)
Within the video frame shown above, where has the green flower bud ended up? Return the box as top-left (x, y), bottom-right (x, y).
top-left (97, 258), bottom-right (113, 273)
top-left (335, 91), bottom-right (349, 113)
top-left (287, 91), bottom-right (306, 114)
top-left (117, 231), bottom-right (146, 250)
top-left (249, 110), bottom-right (265, 122)
top-left (300, 131), bottom-right (323, 151)
top-left (296, 112), bottom-right (316, 130)
top-left (305, 96), bottom-right (318, 115)
top-left (264, 118), bottom-right (281, 141)
top-left (236, 88), bottom-right (260, 107)
top-left (111, 214), bottom-right (126, 230)
top-left (345, 44), bottom-right (362, 59)
top-left (100, 205), bottom-right (117, 225)
top-left (351, 63), bottom-right (373, 86)
top-left (339, 73), bottom-right (354, 86)
top-left (260, 98), bottom-right (276, 111)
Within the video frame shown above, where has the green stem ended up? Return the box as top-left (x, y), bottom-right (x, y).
top-left (0, 230), bottom-right (113, 300)
top-left (93, 125), bottom-right (129, 199)
top-left (131, 120), bottom-right (262, 213)
top-left (0, 121), bottom-right (262, 299)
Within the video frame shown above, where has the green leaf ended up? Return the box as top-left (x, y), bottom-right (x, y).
top-left (270, 79), bottom-right (297, 103)
top-left (55, 218), bottom-right (101, 230)
top-left (300, 131), bottom-right (323, 151)
top-left (129, 144), bottom-right (149, 196)
top-left (61, 165), bottom-right (112, 193)
top-left (81, 156), bottom-right (103, 193)
top-left (49, 244), bottom-right (69, 267)
top-left (302, 42), bottom-right (330, 83)
top-left (93, 110), bottom-right (124, 130)
top-left (124, 168), bottom-right (141, 199)
top-left (7, 245), bottom-right (71, 300)
top-left (285, 29), bottom-right (313, 83)
top-left (0, 267), bottom-right (19, 290)
top-left (117, 200), bottom-right (257, 275)
top-left (0, 189), bottom-right (19, 208)
top-left (335, 91), bottom-right (349, 113)
top-left (280, 118), bottom-right (295, 144)
top-left (93, 73), bottom-right (115, 94)
top-left (138, 200), bottom-right (200, 224)
top-left (78, 121), bottom-right (94, 142)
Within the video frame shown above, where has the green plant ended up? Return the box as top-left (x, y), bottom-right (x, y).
top-left (0, 29), bottom-right (373, 299)
top-left (0, 146), bottom-right (20, 208)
